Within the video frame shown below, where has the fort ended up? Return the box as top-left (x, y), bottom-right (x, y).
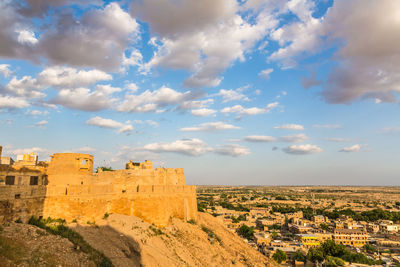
top-left (0, 146), bottom-right (197, 227)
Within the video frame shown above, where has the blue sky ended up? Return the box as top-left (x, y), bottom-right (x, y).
top-left (1, 0), bottom-right (399, 185)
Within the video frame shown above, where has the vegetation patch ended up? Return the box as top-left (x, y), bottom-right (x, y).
top-left (28, 216), bottom-right (113, 267)
top-left (201, 225), bottom-right (221, 244)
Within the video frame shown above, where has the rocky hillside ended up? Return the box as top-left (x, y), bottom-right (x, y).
top-left (1, 213), bottom-right (273, 267)
top-left (0, 222), bottom-right (96, 266)
top-left (72, 212), bottom-right (271, 267)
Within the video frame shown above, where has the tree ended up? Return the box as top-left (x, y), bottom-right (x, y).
top-left (237, 225), bottom-right (255, 240)
top-left (273, 249), bottom-right (287, 264)
top-left (325, 256), bottom-right (345, 266)
top-left (293, 251), bottom-right (307, 264)
top-left (307, 248), bottom-right (324, 263)
top-left (320, 223), bottom-right (329, 231)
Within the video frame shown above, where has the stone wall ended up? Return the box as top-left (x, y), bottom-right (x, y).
top-left (0, 152), bottom-right (197, 227)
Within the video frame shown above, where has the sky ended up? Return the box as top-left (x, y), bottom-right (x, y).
top-left (0, 0), bottom-right (399, 185)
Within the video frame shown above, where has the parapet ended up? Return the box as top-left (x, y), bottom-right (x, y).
top-left (126, 160), bottom-right (153, 170)
top-left (47, 153), bottom-right (94, 176)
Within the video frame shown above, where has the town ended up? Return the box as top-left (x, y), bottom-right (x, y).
top-left (197, 186), bottom-right (400, 266)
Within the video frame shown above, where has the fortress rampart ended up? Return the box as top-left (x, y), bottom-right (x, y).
top-left (0, 148), bottom-right (197, 227)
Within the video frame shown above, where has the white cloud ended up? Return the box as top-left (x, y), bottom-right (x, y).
top-left (244, 135), bottom-right (276, 142)
top-left (0, 95), bottom-right (29, 109)
top-left (32, 120), bottom-right (48, 128)
top-left (221, 102), bottom-right (279, 117)
top-left (30, 110), bottom-right (49, 116)
top-left (339, 144), bottom-right (363, 153)
top-left (136, 0), bottom-right (279, 88)
top-left (86, 116), bottom-right (134, 134)
top-left (214, 144), bottom-right (250, 157)
top-left (274, 124), bottom-right (304, 130)
top-left (191, 108), bottom-right (217, 117)
top-left (0, 64), bottom-right (12, 77)
top-left (118, 86), bottom-right (206, 113)
top-left (268, 0), bottom-right (323, 69)
top-left (279, 133), bottom-right (308, 143)
top-left (313, 124), bottom-right (341, 129)
top-left (216, 88), bottom-right (249, 103)
top-left (38, 3), bottom-right (139, 71)
top-left (283, 144), bottom-right (323, 155)
top-left (143, 138), bottom-right (212, 156)
top-left (3, 75), bottom-right (44, 98)
top-left (258, 68), bottom-right (273, 79)
top-left (180, 121), bottom-right (240, 132)
top-left (17, 30), bottom-right (38, 45)
top-left (124, 83), bottom-right (139, 92)
top-left (37, 66), bottom-right (112, 88)
top-left (52, 87), bottom-right (116, 111)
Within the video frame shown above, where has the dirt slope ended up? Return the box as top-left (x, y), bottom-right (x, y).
top-left (0, 222), bottom-right (96, 267)
top-left (72, 212), bottom-right (272, 267)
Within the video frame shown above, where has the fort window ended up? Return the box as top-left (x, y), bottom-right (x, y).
top-left (30, 176), bottom-right (39, 185)
top-left (15, 194), bottom-right (21, 199)
top-left (5, 176), bottom-right (15, 185)
top-left (82, 159), bottom-right (87, 165)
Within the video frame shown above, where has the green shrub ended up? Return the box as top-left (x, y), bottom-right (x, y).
top-left (272, 249), bottom-right (287, 264)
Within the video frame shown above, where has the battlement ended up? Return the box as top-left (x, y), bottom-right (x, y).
top-left (0, 149), bottom-right (197, 227)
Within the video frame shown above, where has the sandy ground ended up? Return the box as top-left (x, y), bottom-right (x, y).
top-left (72, 212), bottom-right (272, 267)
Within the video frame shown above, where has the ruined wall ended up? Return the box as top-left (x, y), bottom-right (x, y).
top-left (47, 153), bottom-right (93, 185)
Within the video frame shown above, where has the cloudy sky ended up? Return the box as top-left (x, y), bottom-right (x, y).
top-left (1, 0), bottom-right (399, 185)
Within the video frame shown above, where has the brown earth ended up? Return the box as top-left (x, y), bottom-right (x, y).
top-left (0, 213), bottom-right (273, 267)
top-left (72, 212), bottom-right (272, 267)
top-left (0, 222), bottom-right (96, 267)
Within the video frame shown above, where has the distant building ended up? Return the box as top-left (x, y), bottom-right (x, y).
top-left (296, 234), bottom-right (320, 248)
top-left (333, 229), bottom-right (369, 247)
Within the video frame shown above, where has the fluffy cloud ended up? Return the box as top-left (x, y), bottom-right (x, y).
top-left (274, 124), bottom-right (304, 130)
top-left (86, 116), bottom-right (133, 134)
top-left (136, 0), bottom-right (279, 88)
top-left (37, 66), bottom-right (112, 88)
top-left (191, 108), bottom-right (217, 117)
top-left (283, 144), bottom-right (323, 155)
top-left (180, 122), bottom-right (240, 132)
top-left (51, 87), bottom-right (117, 111)
top-left (37, 3), bottom-right (139, 71)
top-left (0, 2), bottom-right (139, 71)
top-left (214, 144), bottom-right (250, 157)
top-left (0, 95), bottom-right (29, 109)
top-left (0, 64), bottom-right (12, 77)
top-left (221, 102), bottom-right (278, 117)
top-left (244, 135), bottom-right (276, 142)
top-left (279, 133), bottom-right (308, 143)
top-left (117, 86), bottom-right (206, 113)
top-left (339, 144), bottom-right (362, 153)
top-left (269, 0), bottom-right (400, 103)
top-left (215, 88), bottom-right (249, 103)
top-left (3, 76), bottom-right (44, 98)
top-left (143, 138), bottom-right (212, 156)
top-left (32, 120), bottom-right (48, 128)
top-left (258, 68), bottom-right (274, 79)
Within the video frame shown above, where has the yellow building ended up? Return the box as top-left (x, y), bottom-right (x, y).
top-left (333, 229), bottom-right (369, 247)
top-left (296, 234), bottom-right (321, 248)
